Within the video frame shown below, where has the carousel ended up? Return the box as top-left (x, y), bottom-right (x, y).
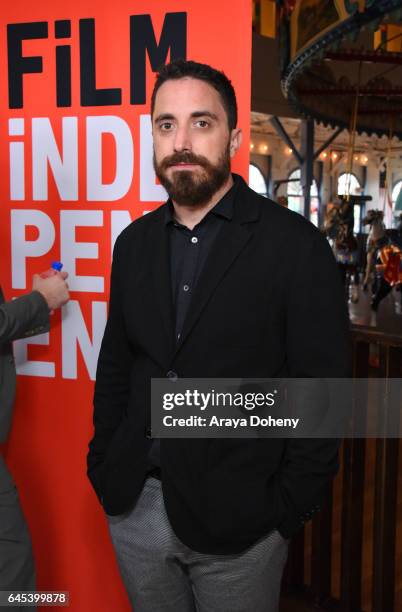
top-left (278, 0), bottom-right (402, 310)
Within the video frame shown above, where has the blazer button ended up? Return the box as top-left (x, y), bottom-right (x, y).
top-left (166, 370), bottom-right (178, 382)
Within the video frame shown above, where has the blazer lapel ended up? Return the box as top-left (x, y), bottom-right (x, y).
top-left (150, 213), bottom-right (175, 353)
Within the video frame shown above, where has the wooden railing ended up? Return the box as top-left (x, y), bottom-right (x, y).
top-left (281, 325), bottom-right (402, 612)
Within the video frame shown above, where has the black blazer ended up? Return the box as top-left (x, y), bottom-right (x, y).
top-left (87, 176), bottom-right (351, 554)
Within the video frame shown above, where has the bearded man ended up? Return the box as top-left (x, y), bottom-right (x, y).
top-left (88, 59), bottom-right (350, 612)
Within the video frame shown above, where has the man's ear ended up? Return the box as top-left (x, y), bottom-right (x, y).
top-left (229, 128), bottom-right (242, 158)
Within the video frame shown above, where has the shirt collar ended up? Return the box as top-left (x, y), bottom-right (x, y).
top-left (164, 173), bottom-right (240, 226)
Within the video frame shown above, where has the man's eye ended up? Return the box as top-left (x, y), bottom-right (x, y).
top-left (160, 122), bottom-right (173, 131)
top-left (195, 120), bottom-right (209, 128)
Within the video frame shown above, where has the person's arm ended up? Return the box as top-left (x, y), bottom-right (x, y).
top-left (87, 237), bottom-right (134, 501)
top-left (0, 272), bottom-right (69, 343)
top-left (0, 291), bottom-right (50, 343)
top-left (274, 230), bottom-right (352, 539)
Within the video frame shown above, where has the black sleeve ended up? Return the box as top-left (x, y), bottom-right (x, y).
top-left (87, 237), bottom-right (134, 500)
top-left (275, 230), bottom-right (351, 538)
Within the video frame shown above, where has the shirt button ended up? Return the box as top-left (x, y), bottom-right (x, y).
top-left (191, 236), bottom-right (198, 244)
top-left (166, 370), bottom-right (178, 381)
top-left (183, 284), bottom-right (190, 292)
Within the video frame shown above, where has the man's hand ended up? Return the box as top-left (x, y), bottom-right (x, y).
top-left (32, 271), bottom-right (70, 311)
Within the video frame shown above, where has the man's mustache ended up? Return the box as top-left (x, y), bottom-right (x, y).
top-left (159, 153), bottom-right (210, 171)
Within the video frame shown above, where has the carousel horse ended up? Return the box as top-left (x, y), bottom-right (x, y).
top-left (362, 209), bottom-right (387, 290)
top-left (324, 198), bottom-right (359, 302)
top-left (371, 242), bottom-right (402, 311)
top-left (363, 211), bottom-right (402, 311)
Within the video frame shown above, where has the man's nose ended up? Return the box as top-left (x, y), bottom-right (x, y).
top-left (173, 125), bottom-right (192, 152)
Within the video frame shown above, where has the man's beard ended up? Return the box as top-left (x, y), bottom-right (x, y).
top-left (153, 144), bottom-right (231, 206)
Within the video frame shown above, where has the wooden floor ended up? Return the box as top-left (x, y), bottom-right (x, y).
top-left (280, 284), bottom-right (402, 612)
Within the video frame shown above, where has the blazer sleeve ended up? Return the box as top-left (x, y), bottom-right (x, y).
top-left (274, 230), bottom-right (352, 539)
top-left (87, 236), bottom-right (135, 500)
top-left (0, 290), bottom-right (50, 443)
top-left (0, 290), bottom-right (50, 343)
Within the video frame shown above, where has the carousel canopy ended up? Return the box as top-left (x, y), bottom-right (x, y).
top-left (280, 0), bottom-right (402, 138)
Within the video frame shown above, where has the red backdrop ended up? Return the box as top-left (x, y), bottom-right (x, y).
top-left (0, 1), bottom-right (251, 609)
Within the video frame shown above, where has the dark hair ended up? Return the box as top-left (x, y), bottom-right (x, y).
top-left (151, 59), bottom-right (238, 130)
